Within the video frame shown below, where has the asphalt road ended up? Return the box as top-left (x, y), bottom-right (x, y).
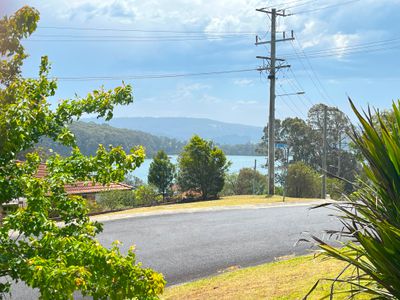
top-left (98, 204), bottom-right (340, 285)
top-left (7, 204), bottom-right (341, 299)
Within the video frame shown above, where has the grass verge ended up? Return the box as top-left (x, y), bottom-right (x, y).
top-left (96, 195), bottom-right (322, 219)
top-left (162, 255), bottom-right (371, 300)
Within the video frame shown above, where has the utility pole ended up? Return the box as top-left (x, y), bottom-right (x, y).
top-left (322, 105), bottom-right (328, 199)
top-left (252, 159), bottom-right (257, 195)
top-left (256, 7), bottom-right (294, 195)
top-left (337, 132), bottom-right (341, 177)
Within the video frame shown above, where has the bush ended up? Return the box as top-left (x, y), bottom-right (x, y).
top-left (236, 168), bottom-right (267, 195)
top-left (133, 185), bottom-right (163, 206)
top-left (96, 190), bottom-right (135, 211)
top-left (221, 173), bottom-right (239, 196)
top-left (286, 162), bottom-right (319, 198)
top-left (326, 177), bottom-right (345, 200)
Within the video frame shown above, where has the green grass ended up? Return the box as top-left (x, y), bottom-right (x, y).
top-left (162, 255), bottom-right (372, 300)
top-left (98, 195), bottom-right (322, 218)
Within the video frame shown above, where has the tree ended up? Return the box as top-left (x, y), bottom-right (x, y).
top-left (236, 168), bottom-right (267, 195)
top-left (286, 162), bottom-right (319, 198)
top-left (177, 135), bottom-right (230, 200)
top-left (0, 7), bottom-right (165, 299)
top-left (148, 150), bottom-right (175, 200)
top-left (281, 117), bottom-right (317, 164)
top-left (221, 173), bottom-right (239, 196)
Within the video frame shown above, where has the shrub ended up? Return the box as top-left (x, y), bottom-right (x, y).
top-left (96, 190), bottom-right (135, 211)
top-left (286, 162), bottom-right (320, 198)
top-left (221, 173), bottom-right (239, 196)
top-left (236, 168), bottom-right (267, 195)
top-left (134, 185), bottom-right (162, 206)
top-left (326, 177), bottom-right (345, 200)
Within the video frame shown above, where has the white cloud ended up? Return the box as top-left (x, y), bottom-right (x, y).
top-left (233, 78), bottom-right (254, 87)
top-left (236, 100), bottom-right (258, 105)
top-left (331, 32), bottom-right (360, 58)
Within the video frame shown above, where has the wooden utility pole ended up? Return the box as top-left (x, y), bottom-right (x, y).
top-left (252, 159), bottom-right (257, 195)
top-left (337, 132), bottom-right (341, 177)
top-left (255, 7), bottom-right (293, 195)
top-left (322, 105), bottom-right (328, 199)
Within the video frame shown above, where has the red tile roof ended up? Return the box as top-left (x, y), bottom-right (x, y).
top-left (64, 182), bottom-right (132, 195)
top-left (20, 161), bottom-right (132, 195)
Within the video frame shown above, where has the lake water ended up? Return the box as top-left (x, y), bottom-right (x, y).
top-left (131, 155), bottom-right (267, 182)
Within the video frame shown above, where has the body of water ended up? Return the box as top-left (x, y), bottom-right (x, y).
top-left (131, 155), bottom-right (267, 182)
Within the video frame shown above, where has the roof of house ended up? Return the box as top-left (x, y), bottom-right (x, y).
top-left (19, 161), bottom-right (132, 195)
top-left (64, 182), bottom-right (132, 195)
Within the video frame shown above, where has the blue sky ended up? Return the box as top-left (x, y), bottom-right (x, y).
top-left (2, 0), bottom-right (400, 126)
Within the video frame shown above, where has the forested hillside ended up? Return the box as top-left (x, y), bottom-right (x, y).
top-left (84, 117), bottom-right (263, 145)
top-left (39, 122), bottom-right (185, 157)
top-left (38, 121), bottom-right (260, 157)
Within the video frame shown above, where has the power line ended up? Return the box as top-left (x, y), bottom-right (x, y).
top-left (282, 0), bottom-right (320, 10)
top-left (288, 40), bottom-right (331, 106)
top-left (291, 0), bottom-right (361, 15)
top-left (277, 84), bottom-right (308, 119)
top-left (27, 30), bottom-right (400, 59)
top-left (286, 42), bottom-right (400, 59)
top-left (37, 25), bottom-right (259, 35)
top-left (25, 36), bottom-right (253, 43)
top-left (290, 36), bottom-right (338, 107)
top-left (282, 68), bottom-right (315, 107)
top-left (265, 0), bottom-right (316, 10)
top-left (41, 68), bottom-right (258, 82)
top-left (282, 36), bottom-right (400, 59)
top-left (32, 34), bottom-right (254, 39)
top-left (294, 37), bottom-right (336, 106)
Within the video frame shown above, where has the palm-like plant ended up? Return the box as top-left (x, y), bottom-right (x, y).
top-left (306, 99), bottom-right (400, 299)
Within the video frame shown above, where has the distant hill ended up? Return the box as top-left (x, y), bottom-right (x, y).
top-left (39, 121), bottom-right (185, 158)
top-left (38, 121), bottom-right (261, 157)
top-left (83, 117), bottom-right (264, 145)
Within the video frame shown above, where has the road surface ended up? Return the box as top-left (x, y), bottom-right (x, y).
top-left (7, 203), bottom-right (341, 299)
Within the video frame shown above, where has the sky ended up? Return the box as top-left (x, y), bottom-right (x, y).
top-left (2, 0), bottom-right (400, 127)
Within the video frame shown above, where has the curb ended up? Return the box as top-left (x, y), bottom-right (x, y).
top-left (91, 200), bottom-right (331, 223)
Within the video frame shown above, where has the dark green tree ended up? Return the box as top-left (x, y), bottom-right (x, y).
top-left (177, 135), bottom-right (230, 200)
top-left (0, 7), bottom-right (164, 299)
top-left (148, 150), bottom-right (175, 200)
top-left (281, 117), bottom-right (317, 164)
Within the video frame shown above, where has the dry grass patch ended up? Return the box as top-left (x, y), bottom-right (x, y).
top-left (100, 195), bottom-right (321, 218)
top-left (162, 255), bottom-right (372, 300)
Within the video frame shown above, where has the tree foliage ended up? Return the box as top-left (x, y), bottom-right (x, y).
top-left (177, 135), bottom-right (230, 200)
top-left (148, 150), bottom-right (175, 200)
top-left (286, 162), bottom-right (320, 198)
top-left (222, 168), bottom-right (267, 196)
top-left (286, 162), bottom-right (344, 199)
top-left (38, 121), bottom-right (185, 158)
top-left (308, 100), bottom-right (400, 299)
top-left (0, 7), bottom-right (165, 299)
top-left (258, 105), bottom-right (359, 193)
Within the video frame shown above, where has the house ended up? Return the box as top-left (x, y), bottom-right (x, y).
top-left (35, 163), bottom-right (132, 201)
top-left (10, 162), bottom-right (132, 206)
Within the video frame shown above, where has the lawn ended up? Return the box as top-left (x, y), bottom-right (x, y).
top-left (162, 255), bottom-right (371, 300)
top-left (97, 195), bottom-right (323, 218)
